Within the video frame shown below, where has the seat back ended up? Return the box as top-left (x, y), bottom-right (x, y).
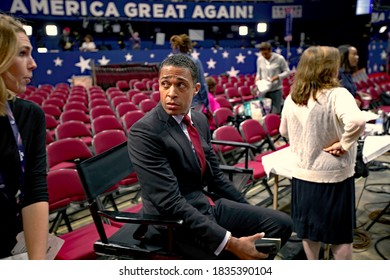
top-left (63, 101), bottom-right (89, 113)
top-left (238, 85), bottom-right (254, 101)
top-left (47, 138), bottom-right (93, 170)
top-left (90, 105), bottom-right (116, 120)
top-left (56, 120), bottom-right (92, 140)
top-left (93, 129), bottom-right (127, 154)
top-left (132, 93), bottom-right (149, 106)
top-left (121, 110), bottom-right (145, 134)
top-left (60, 109), bottom-right (90, 124)
top-left (116, 101), bottom-right (138, 118)
top-left (213, 107), bottom-right (234, 127)
top-left (240, 118), bottom-right (275, 151)
top-left (45, 113), bottom-right (58, 130)
top-left (139, 99), bottom-right (157, 113)
top-left (43, 97), bottom-right (65, 109)
top-left (262, 113), bottom-right (288, 145)
top-left (90, 98), bottom-right (110, 108)
top-left (76, 142), bottom-right (133, 243)
top-left (133, 81), bottom-right (147, 91)
top-left (42, 104), bottom-right (62, 119)
top-left (111, 95), bottom-right (130, 109)
top-left (48, 169), bottom-right (86, 209)
top-left (150, 91), bottom-right (160, 103)
top-left (92, 115), bottom-right (124, 135)
top-left (116, 80), bottom-right (130, 91)
top-left (212, 125), bottom-right (246, 165)
top-left (215, 96), bottom-right (233, 110)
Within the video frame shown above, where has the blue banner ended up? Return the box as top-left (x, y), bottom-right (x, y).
top-left (0, 0), bottom-right (272, 23)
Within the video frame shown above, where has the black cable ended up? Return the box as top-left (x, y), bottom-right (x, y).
top-left (374, 235), bottom-right (390, 260)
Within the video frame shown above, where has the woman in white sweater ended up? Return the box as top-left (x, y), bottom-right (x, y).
top-left (280, 46), bottom-right (366, 260)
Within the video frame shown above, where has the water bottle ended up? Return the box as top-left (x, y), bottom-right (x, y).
top-left (375, 109), bottom-right (384, 135)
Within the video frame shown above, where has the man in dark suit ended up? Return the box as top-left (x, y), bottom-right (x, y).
top-left (128, 54), bottom-right (292, 259)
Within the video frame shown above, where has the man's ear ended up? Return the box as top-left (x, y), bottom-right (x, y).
top-left (194, 83), bottom-right (201, 96)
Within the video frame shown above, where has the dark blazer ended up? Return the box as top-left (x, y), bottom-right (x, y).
top-left (128, 103), bottom-right (247, 252)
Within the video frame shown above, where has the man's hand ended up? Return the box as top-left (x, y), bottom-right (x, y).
top-left (323, 142), bottom-right (346, 157)
top-left (225, 232), bottom-right (269, 260)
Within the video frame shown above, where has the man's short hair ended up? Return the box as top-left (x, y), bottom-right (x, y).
top-left (159, 54), bottom-right (198, 84)
top-left (258, 42), bottom-right (272, 51)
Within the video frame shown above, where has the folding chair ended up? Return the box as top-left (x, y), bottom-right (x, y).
top-left (92, 129), bottom-right (141, 203)
top-left (263, 113), bottom-right (289, 145)
top-left (212, 125), bottom-right (274, 204)
top-left (75, 142), bottom-right (183, 259)
top-left (239, 118), bottom-right (277, 156)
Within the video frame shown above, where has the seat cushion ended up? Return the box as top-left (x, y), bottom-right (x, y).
top-left (55, 223), bottom-right (119, 260)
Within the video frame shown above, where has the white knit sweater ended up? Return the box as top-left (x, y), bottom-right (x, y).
top-left (280, 87), bottom-right (366, 183)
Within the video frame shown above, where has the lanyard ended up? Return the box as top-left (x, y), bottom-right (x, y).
top-left (0, 102), bottom-right (25, 203)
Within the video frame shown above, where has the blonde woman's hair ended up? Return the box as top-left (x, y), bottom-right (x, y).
top-left (290, 46), bottom-right (340, 106)
top-left (170, 34), bottom-right (193, 54)
top-left (0, 14), bottom-right (25, 116)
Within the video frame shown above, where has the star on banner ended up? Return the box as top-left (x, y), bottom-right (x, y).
top-left (191, 49), bottom-right (200, 60)
top-left (206, 58), bottom-right (217, 69)
top-left (226, 66), bottom-right (239, 77)
top-left (150, 53), bottom-right (155, 59)
top-left (222, 51), bottom-right (229, 58)
top-left (125, 53), bottom-right (133, 62)
top-left (380, 50), bottom-right (387, 60)
top-left (98, 55), bottom-right (110, 65)
top-left (235, 53), bottom-right (246, 63)
top-left (53, 57), bottom-right (63, 67)
top-left (75, 56), bottom-right (91, 73)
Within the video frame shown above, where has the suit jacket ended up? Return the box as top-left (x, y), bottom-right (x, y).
top-left (128, 103), bottom-right (247, 252)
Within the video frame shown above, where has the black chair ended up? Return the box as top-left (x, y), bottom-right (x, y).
top-left (75, 142), bottom-right (183, 259)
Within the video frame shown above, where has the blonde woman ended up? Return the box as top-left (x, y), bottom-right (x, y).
top-left (280, 46), bottom-right (366, 260)
top-left (0, 14), bottom-right (49, 259)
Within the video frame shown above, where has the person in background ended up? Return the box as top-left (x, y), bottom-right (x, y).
top-left (130, 31), bottom-right (141, 50)
top-left (170, 34), bottom-right (209, 112)
top-left (280, 46), bottom-right (366, 260)
top-left (128, 54), bottom-right (292, 260)
top-left (79, 34), bottom-right (97, 52)
top-left (58, 27), bottom-right (74, 51)
top-left (255, 41), bottom-right (290, 114)
top-left (338, 44), bottom-right (370, 108)
top-left (0, 14), bottom-right (49, 259)
top-left (204, 76), bottom-right (220, 132)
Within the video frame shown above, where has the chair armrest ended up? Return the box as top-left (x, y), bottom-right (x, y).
top-left (219, 164), bottom-right (253, 174)
top-left (211, 140), bottom-right (256, 168)
top-left (98, 210), bottom-right (183, 227)
top-left (211, 140), bottom-right (257, 150)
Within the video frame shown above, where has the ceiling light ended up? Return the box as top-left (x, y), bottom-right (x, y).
top-left (45, 25), bottom-right (58, 36)
top-left (257, 23), bottom-right (267, 33)
top-left (379, 26), bottom-right (387, 33)
top-left (239, 26), bottom-right (248, 36)
top-left (23, 25), bottom-right (32, 36)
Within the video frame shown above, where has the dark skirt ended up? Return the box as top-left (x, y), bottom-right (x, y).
top-left (291, 177), bottom-right (355, 244)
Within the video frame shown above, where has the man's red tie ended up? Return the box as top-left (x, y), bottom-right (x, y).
top-left (183, 115), bottom-right (206, 174)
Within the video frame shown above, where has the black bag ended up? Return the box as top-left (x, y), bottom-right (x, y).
top-left (354, 140), bottom-right (369, 178)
